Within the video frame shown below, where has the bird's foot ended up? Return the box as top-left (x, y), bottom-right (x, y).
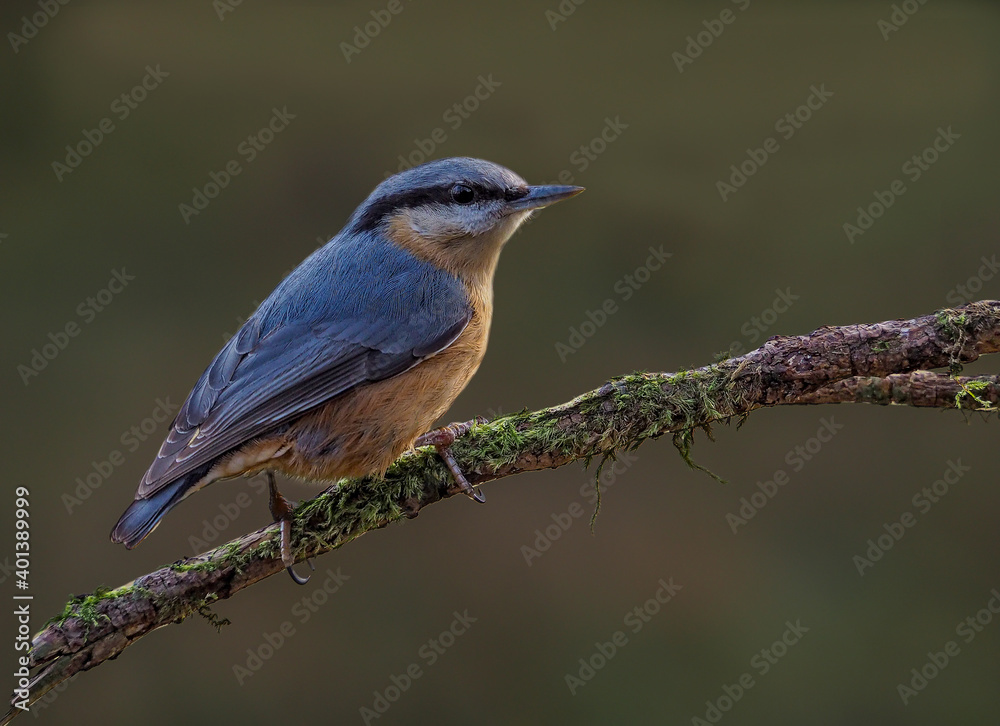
top-left (415, 416), bottom-right (488, 448)
top-left (267, 472), bottom-right (314, 585)
top-left (416, 417), bottom-right (487, 503)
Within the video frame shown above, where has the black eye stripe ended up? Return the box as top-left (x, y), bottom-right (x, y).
top-left (352, 182), bottom-right (527, 231)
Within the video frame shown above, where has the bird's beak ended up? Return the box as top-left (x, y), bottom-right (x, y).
top-left (508, 184), bottom-right (585, 213)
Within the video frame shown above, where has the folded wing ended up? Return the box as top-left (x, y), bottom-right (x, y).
top-left (137, 234), bottom-right (471, 499)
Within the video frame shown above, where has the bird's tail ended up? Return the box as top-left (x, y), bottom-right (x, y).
top-left (110, 470), bottom-right (204, 549)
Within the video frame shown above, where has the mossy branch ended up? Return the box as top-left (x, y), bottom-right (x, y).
top-left (6, 300), bottom-right (1000, 723)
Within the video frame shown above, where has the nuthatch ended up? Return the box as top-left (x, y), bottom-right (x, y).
top-left (111, 157), bottom-right (583, 583)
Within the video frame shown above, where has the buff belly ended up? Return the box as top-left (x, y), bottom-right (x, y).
top-left (201, 317), bottom-right (489, 488)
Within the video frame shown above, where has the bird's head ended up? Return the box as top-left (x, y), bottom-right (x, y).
top-left (349, 157), bottom-right (583, 282)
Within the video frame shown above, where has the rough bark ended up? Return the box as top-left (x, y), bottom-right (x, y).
top-left (5, 301), bottom-right (1000, 723)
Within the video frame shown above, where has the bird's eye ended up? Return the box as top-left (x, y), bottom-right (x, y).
top-left (450, 184), bottom-right (475, 204)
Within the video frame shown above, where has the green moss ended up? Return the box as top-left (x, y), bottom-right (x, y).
top-left (169, 560), bottom-right (220, 573)
top-left (584, 369), bottom-right (739, 482)
top-left (936, 307), bottom-right (973, 374)
top-left (213, 540), bottom-right (252, 572)
top-left (587, 451), bottom-right (616, 529)
top-left (169, 538), bottom-right (260, 574)
top-left (955, 379), bottom-right (997, 411)
top-left (195, 593), bottom-right (231, 632)
top-left (47, 584), bottom-right (152, 633)
top-left (215, 365), bottom-right (749, 570)
top-left (672, 426), bottom-right (727, 483)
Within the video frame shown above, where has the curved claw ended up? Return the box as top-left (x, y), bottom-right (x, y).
top-left (286, 564), bottom-right (311, 586)
top-left (277, 514), bottom-right (312, 585)
top-left (270, 473), bottom-right (314, 586)
top-left (285, 556), bottom-right (316, 584)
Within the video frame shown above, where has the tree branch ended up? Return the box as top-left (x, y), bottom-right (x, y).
top-left (6, 301), bottom-right (1000, 723)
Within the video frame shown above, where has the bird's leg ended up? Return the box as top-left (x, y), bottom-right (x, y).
top-left (267, 472), bottom-right (314, 585)
top-left (415, 417), bottom-right (487, 503)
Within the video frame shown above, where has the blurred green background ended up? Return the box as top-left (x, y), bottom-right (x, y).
top-left (2, 1), bottom-right (1000, 724)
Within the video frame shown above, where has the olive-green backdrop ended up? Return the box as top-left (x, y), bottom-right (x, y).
top-left (2, 1), bottom-right (999, 724)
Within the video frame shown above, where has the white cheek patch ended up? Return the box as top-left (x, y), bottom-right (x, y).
top-left (506, 210), bottom-right (533, 236)
top-left (405, 205), bottom-right (469, 240)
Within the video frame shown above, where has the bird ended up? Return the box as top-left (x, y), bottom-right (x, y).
top-left (111, 156), bottom-right (583, 583)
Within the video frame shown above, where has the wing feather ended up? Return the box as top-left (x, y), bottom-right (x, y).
top-left (137, 233), bottom-right (471, 498)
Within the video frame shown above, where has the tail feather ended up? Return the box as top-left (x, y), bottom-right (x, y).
top-left (110, 470), bottom-right (203, 549)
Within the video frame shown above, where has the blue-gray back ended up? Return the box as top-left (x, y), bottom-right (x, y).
top-left (137, 230), bottom-right (471, 497)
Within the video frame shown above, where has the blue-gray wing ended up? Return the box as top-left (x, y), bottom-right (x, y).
top-left (137, 233), bottom-right (471, 498)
